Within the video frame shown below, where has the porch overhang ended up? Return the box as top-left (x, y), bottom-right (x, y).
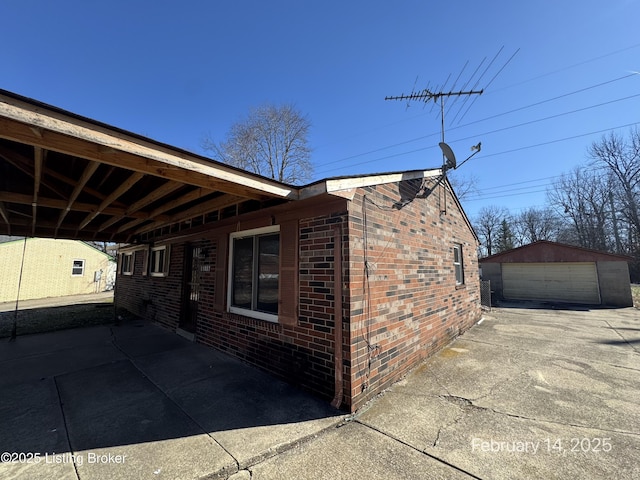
top-left (0, 89), bottom-right (297, 243)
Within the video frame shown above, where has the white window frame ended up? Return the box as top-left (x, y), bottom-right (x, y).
top-left (72, 259), bottom-right (85, 276)
top-left (149, 245), bottom-right (170, 277)
top-left (121, 252), bottom-right (133, 276)
top-left (453, 243), bottom-right (464, 285)
top-left (227, 225), bottom-right (280, 322)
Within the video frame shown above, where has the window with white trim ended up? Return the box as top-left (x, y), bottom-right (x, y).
top-left (228, 226), bottom-right (280, 322)
top-left (150, 245), bottom-right (169, 277)
top-left (453, 243), bottom-right (464, 285)
top-left (72, 259), bottom-right (85, 276)
top-left (121, 252), bottom-right (133, 275)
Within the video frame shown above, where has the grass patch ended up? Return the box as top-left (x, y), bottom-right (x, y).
top-left (0, 302), bottom-right (117, 338)
top-left (632, 284), bottom-right (640, 309)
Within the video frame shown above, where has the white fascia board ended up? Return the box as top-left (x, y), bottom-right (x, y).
top-left (300, 169), bottom-right (442, 200)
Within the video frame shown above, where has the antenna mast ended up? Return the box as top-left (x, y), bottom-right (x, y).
top-left (385, 88), bottom-right (483, 214)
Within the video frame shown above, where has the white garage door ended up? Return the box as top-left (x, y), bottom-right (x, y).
top-left (502, 262), bottom-right (601, 304)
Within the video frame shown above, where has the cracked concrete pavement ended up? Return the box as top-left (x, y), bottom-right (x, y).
top-left (251, 305), bottom-right (640, 479)
top-left (1, 304), bottom-right (638, 479)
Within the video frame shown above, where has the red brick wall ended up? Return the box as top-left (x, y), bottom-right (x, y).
top-left (117, 199), bottom-right (349, 403)
top-left (193, 212), bottom-right (349, 402)
top-left (115, 245), bottom-right (184, 331)
top-left (115, 182), bottom-right (481, 412)
top-left (346, 179), bottom-right (481, 411)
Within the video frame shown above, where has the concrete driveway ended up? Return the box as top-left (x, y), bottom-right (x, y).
top-left (252, 305), bottom-right (640, 480)
top-left (1, 305), bottom-right (638, 479)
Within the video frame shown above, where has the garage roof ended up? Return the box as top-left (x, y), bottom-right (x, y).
top-left (479, 240), bottom-right (632, 263)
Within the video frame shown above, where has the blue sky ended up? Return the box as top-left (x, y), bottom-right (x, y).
top-left (2, 1), bottom-right (639, 220)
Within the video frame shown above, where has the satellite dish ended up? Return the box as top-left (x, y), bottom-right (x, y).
top-left (439, 142), bottom-right (457, 170)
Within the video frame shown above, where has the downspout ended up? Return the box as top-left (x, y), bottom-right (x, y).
top-left (331, 224), bottom-right (344, 409)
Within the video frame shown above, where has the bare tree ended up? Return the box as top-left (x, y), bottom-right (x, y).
top-left (515, 207), bottom-right (561, 245)
top-left (474, 205), bottom-right (510, 257)
top-left (202, 103), bottom-right (313, 185)
top-left (448, 171), bottom-right (479, 201)
top-left (588, 128), bottom-right (640, 250)
top-left (547, 167), bottom-right (612, 251)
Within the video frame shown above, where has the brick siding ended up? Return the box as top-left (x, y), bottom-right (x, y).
top-left (116, 180), bottom-right (481, 412)
top-left (346, 179), bottom-right (481, 410)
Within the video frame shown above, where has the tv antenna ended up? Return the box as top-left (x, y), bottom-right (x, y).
top-left (385, 87), bottom-right (483, 213)
top-left (385, 89), bottom-right (483, 145)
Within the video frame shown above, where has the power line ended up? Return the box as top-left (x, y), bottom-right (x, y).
top-left (314, 74), bottom-right (638, 176)
top-left (475, 121), bottom-right (640, 160)
top-left (468, 165), bottom-right (611, 197)
top-left (317, 118), bottom-right (639, 182)
top-left (313, 43), bottom-right (640, 163)
top-left (485, 42), bottom-right (640, 96)
top-left (462, 165), bottom-right (611, 202)
top-left (477, 174), bottom-right (564, 192)
top-left (458, 73), bottom-right (637, 129)
top-left (448, 93), bottom-right (640, 149)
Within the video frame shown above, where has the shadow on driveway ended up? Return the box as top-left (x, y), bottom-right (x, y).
top-left (0, 318), bottom-right (343, 479)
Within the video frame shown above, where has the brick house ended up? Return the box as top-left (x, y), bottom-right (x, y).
top-left (116, 171), bottom-right (481, 411)
top-left (0, 88), bottom-right (481, 412)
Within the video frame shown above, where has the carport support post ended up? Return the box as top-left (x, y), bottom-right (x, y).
top-left (113, 282), bottom-right (120, 325)
top-left (10, 237), bottom-right (28, 341)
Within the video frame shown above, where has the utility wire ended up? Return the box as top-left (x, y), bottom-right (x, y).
top-left (485, 42), bottom-right (640, 96)
top-left (458, 73), bottom-right (638, 129)
top-left (313, 43), bottom-right (640, 162)
top-left (455, 47), bottom-right (520, 125)
top-left (316, 97), bottom-right (640, 176)
top-left (464, 188), bottom-right (550, 202)
top-left (315, 74), bottom-right (638, 175)
top-left (465, 164), bottom-right (611, 199)
top-left (475, 121), bottom-right (640, 160)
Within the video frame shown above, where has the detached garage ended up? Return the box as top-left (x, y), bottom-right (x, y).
top-left (480, 241), bottom-right (633, 307)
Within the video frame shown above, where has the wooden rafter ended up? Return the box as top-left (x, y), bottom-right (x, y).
top-left (55, 161), bottom-right (100, 235)
top-left (0, 201), bottom-right (10, 235)
top-left (0, 192), bottom-right (169, 222)
top-left (32, 146), bottom-right (44, 235)
top-left (0, 145), bottom-right (67, 200)
top-left (3, 216), bottom-right (117, 240)
top-left (98, 180), bottom-right (184, 232)
top-left (115, 187), bottom-right (218, 234)
top-left (78, 171), bottom-right (144, 231)
top-left (134, 194), bottom-right (245, 236)
top-left (96, 165), bottom-right (116, 189)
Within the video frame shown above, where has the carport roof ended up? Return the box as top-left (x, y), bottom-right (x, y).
top-left (0, 89), bottom-right (297, 243)
top-left (479, 240), bottom-right (633, 263)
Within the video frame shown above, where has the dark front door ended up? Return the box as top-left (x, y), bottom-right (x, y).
top-left (180, 245), bottom-right (202, 334)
